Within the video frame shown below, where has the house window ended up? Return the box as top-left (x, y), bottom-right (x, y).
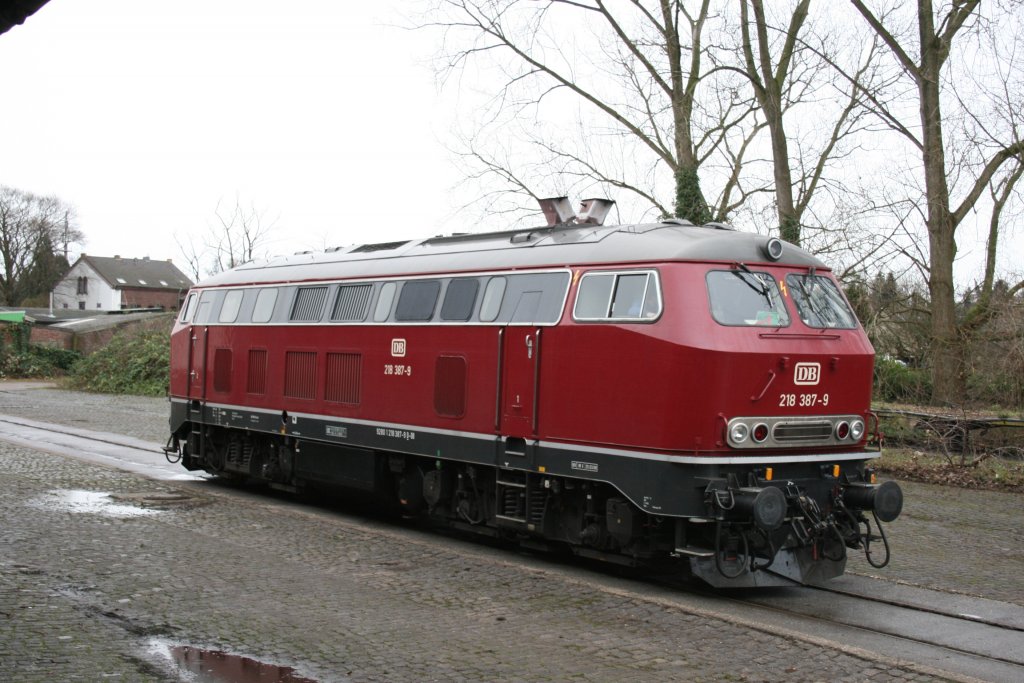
top-left (76, 277), bottom-right (88, 295)
top-left (78, 302), bottom-right (85, 310)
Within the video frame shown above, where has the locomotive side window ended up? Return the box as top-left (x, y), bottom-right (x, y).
top-left (373, 282), bottom-right (397, 322)
top-left (706, 269), bottom-right (790, 327)
top-left (498, 272), bottom-right (570, 324)
top-left (179, 293), bottom-right (197, 322)
top-left (193, 290), bottom-right (217, 324)
top-left (575, 274), bottom-right (614, 319)
top-left (291, 286), bottom-right (329, 322)
top-left (396, 280), bottom-right (441, 321)
top-left (252, 288), bottom-right (278, 323)
top-left (331, 284), bottom-right (372, 322)
top-left (785, 274), bottom-right (858, 329)
top-left (574, 271), bottom-right (661, 322)
top-left (479, 277), bottom-right (506, 322)
top-left (218, 290), bottom-right (244, 323)
top-left (510, 292), bottom-right (541, 322)
top-left (440, 279), bottom-right (479, 321)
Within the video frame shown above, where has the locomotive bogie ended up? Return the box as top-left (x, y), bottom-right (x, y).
top-left (167, 218), bottom-right (903, 587)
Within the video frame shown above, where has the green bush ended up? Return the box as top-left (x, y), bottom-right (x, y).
top-left (0, 344), bottom-right (81, 378)
top-left (66, 329), bottom-right (170, 396)
top-left (873, 357), bottom-right (932, 404)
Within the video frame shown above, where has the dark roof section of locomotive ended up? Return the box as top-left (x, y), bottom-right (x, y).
top-left (197, 220), bottom-right (828, 288)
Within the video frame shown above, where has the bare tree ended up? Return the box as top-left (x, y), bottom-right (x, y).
top-left (177, 198), bottom-right (277, 279)
top-left (726, 0), bottom-right (902, 250)
top-left (421, 0), bottom-right (768, 225)
top-left (420, 0), bottom-right (894, 267)
top-left (850, 0), bottom-right (1024, 405)
top-left (0, 186), bottom-right (82, 305)
top-left (737, 0), bottom-right (808, 244)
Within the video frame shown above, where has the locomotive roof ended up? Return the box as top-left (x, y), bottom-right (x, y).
top-left (196, 220), bottom-right (828, 288)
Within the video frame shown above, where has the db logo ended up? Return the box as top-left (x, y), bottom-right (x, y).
top-left (391, 339), bottom-right (407, 358)
top-left (794, 362), bottom-right (821, 385)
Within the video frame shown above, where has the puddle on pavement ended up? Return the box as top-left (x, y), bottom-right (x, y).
top-left (29, 489), bottom-right (161, 518)
top-left (149, 640), bottom-right (319, 682)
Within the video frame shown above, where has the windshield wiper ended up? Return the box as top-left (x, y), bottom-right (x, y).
top-left (733, 262), bottom-right (769, 298)
top-left (794, 275), bottom-right (833, 326)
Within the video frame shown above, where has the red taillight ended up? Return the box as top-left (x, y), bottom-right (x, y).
top-left (835, 421), bottom-right (850, 440)
top-left (752, 423), bottom-right (770, 443)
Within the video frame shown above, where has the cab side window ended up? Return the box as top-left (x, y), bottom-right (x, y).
top-left (573, 271), bottom-right (661, 322)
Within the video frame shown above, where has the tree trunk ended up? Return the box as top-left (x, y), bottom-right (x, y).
top-left (674, 165), bottom-right (710, 224)
top-left (765, 105), bottom-right (799, 245)
top-left (917, 3), bottom-right (963, 405)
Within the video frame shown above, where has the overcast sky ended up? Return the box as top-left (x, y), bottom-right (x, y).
top-left (2, 1), bottom-right (1018, 288)
top-left (0, 0), bottom-right (471, 274)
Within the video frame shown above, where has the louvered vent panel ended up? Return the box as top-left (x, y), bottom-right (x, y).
top-left (213, 348), bottom-right (232, 393)
top-left (291, 286), bottom-right (328, 321)
top-left (434, 355), bottom-right (467, 418)
top-left (325, 352), bottom-right (361, 404)
top-left (773, 421), bottom-right (833, 442)
top-left (331, 285), bottom-right (372, 321)
top-left (284, 351), bottom-right (317, 399)
top-left (247, 349), bottom-right (268, 394)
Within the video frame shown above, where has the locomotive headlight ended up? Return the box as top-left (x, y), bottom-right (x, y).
top-left (850, 419), bottom-right (865, 441)
top-left (763, 237), bottom-right (784, 261)
top-left (729, 422), bottom-right (750, 444)
top-left (835, 421), bottom-right (851, 440)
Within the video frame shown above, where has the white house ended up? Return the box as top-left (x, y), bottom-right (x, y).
top-left (52, 255), bottom-right (193, 311)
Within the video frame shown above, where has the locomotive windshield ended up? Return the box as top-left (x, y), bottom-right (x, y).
top-left (785, 274), bottom-right (858, 329)
top-left (706, 269), bottom-right (790, 327)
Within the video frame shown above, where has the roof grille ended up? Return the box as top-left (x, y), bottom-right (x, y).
top-left (351, 240), bottom-right (408, 253)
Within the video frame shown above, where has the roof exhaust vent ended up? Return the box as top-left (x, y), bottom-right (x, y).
top-left (577, 198), bottom-right (615, 226)
top-left (538, 197), bottom-right (576, 226)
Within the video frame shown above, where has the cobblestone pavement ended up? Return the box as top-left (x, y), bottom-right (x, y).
top-left (0, 385), bottom-right (1019, 681)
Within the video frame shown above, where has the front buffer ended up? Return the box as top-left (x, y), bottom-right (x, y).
top-left (685, 466), bottom-right (903, 588)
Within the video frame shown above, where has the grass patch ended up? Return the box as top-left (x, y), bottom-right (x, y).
top-left (876, 446), bottom-right (1024, 492)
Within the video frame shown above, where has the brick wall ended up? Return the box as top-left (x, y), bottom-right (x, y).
top-left (119, 288), bottom-right (186, 310)
top-left (29, 326), bottom-right (74, 350)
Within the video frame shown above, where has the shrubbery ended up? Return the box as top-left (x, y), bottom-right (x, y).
top-left (873, 357), bottom-right (933, 404)
top-left (65, 329), bottom-right (170, 396)
top-left (0, 344), bottom-right (81, 378)
top-left (0, 322), bottom-right (82, 379)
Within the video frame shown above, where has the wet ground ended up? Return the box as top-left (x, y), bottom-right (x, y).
top-left (0, 383), bottom-right (1021, 681)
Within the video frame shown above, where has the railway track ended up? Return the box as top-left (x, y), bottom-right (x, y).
top-left (1, 414), bottom-right (1021, 683)
top-left (677, 576), bottom-right (1024, 683)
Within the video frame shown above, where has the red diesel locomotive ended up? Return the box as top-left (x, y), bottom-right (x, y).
top-left (167, 199), bottom-right (902, 587)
